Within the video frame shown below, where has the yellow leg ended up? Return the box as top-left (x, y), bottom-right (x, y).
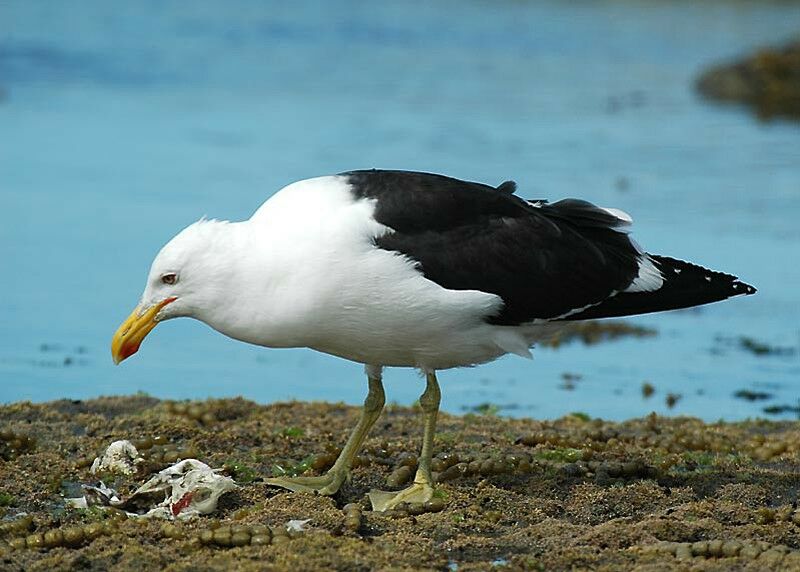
top-left (266, 366), bottom-right (385, 495)
top-left (368, 371), bottom-right (440, 511)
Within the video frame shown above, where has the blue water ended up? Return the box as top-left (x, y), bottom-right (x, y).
top-left (1, 1), bottom-right (799, 421)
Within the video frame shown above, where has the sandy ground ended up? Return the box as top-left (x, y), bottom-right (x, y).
top-left (1, 395), bottom-right (800, 571)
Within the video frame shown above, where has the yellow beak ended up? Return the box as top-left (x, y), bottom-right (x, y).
top-left (111, 297), bottom-right (176, 364)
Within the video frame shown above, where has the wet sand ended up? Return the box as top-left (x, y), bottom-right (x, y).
top-left (1, 395), bottom-right (800, 571)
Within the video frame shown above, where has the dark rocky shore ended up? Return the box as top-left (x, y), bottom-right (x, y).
top-left (1, 396), bottom-right (800, 570)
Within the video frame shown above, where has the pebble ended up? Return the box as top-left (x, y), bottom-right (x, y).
top-left (199, 530), bottom-right (215, 545)
top-left (42, 529), bottom-right (64, 548)
top-left (343, 503), bottom-right (362, 532)
top-left (25, 533), bottom-right (44, 550)
top-left (396, 452), bottom-right (417, 469)
top-left (424, 498), bottom-right (446, 513)
top-left (250, 534), bottom-right (271, 546)
top-left (133, 437), bottom-right (154, 450)
top-left (231, 531), bottom-right (250, 547)
top-left (674, 543), bottom-right (692, 560)
top-left (166, 400), bottom-right (220, 426)
top-left (721, 540), bottom-right (742, 557)
top-left (84, 522), bottom-right (105, 540)
top-left (691, 540), bottom-right (708, 557)
top-left (311, 453), bottom-right (336, 471)
top-left (384, 497), bottom-right (446, 519)
top-left (0, 514), bottom-right (33, 537)
top-left (758, 549), bottom-right (785, 565)
top-left (386, 465), bottom-right (413, 488)
top-left (707, 539), bottom-right (723, 557)
top-left (212, 528), bottom-right (232, 547)
top-left (62, 527), bottom-right (85, 548)
top-left (0, 430), bottom-right (36, 460)
top-left (160, 523), bottom-right (183, 539)
top-left (739, 543), bottom-right (762, 559)
top-left (438, 462), bottom-right (468, 482)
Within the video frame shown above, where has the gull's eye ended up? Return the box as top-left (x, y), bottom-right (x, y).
top-left (161, 273), bottom-right (178, 285)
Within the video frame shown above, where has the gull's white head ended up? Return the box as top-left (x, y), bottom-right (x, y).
top-left (111, 219), bottom-right (234, 364)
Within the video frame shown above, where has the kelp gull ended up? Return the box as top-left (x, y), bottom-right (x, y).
top-left (111, 169), bottom-right (756, 510)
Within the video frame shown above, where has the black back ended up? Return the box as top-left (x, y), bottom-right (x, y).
top-left (344, 170), bottom-right (644, 325)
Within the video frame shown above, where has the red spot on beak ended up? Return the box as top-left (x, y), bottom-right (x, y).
top-left (111, 296), bottom-right (179, 364)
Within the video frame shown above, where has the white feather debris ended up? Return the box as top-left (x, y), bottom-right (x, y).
top-left (126, 459), bottom-right (237, 519)
top-left (66, 497), bottom-right (88, 509)
top-left (286, 519), bottom-right (312, 532)
top-left (67, 459), bottom-right (236, 520)
top-left (90, 440), bottom-right (143, 475)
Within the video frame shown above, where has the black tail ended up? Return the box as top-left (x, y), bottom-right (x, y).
top-left (563, 255), bottom-right (756, 321)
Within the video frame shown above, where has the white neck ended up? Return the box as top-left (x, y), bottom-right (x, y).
top-left (195, 178), bottom-right (384, 349)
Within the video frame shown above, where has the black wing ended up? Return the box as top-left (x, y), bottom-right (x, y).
top-left (563, 255), bottom-right (756, 320)
top-left (344, 170), bottom-right (642, 325)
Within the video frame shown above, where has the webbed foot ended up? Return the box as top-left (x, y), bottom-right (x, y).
top-left (265, 469), bottom-right (348, 496)
top-left (368, 481), bottom-right (435, 511)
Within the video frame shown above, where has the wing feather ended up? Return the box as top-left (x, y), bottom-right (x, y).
top-left (344, 170), bottom-right (641, 325)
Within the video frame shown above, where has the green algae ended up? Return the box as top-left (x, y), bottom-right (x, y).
top-left (277, 426), bottom-right (306, 438)
top-left (532, 447), bottom-right (585, 463)
top-left (270, 454), bottom-right (317, 478)
top-left (222, 460), bottom-right (260, 484)
top-left (0, 429), bottom-right (36, 461)
top-left (567, 411), bottom-right (591, 422)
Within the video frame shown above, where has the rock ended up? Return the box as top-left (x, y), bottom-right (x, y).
top-left (90, 440), bottom-right (143, 475)
top-left (697, 39), bottom-right (800, 121)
